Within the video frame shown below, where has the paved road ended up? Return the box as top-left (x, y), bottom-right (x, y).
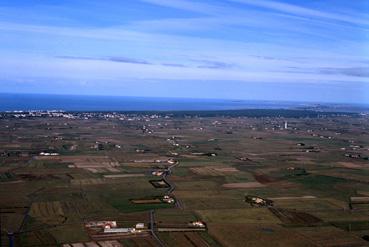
top-left (149, 160), bottom-right (181, 246)
top-left (163, 161), bottom-right (179, 195)
top-left (149, 210), bottom-right (166, 247)
top-left (157, 228), bottom-right (207, 232)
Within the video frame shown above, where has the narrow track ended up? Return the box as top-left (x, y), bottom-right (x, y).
top-left (149, 210), bottom-right (166, 247)
top-left (149, 160), bottom-right (180, 246)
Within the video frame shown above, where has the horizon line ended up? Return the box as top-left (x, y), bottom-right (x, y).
top-left (1, 92), bottom-right (368, 106)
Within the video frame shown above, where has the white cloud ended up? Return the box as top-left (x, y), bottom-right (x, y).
top-left (229, 0), bottom-right (369, 26)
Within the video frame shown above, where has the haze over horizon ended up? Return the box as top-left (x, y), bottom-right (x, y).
top-left (1, 0), bottom-right (368, 103)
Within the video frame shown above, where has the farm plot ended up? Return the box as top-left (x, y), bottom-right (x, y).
top-left (30, 201), bottom-right (66, 224)
top-left (70, 178), bottom-right (111, 186)
top-left (338, 162), bottom-right (366, 169)
top-left (159, 232), bottom-right (212, 247)
top-left (62, 240), bottom-right (122, 247)
top-left (273, 198), bottom-right (346, 211)
top-left (120, 237), bottom-right (159, 247)
top-left (293, 226), bottom-right (368, 247)
top-left (0, 171), bottom-right (16, 182)
top-left (222, 182), bottom-right (266, 189)
top-left (62, 199), bottom-right (118, 217)
top-left (61, 156), bottom-right (121, 173)
top-left (0, 210), bottom-right (26, 233)
top-left (269, 208), bottom-right (322, 225)
top-left (34, 155), bottom-right (62, 161)
top-left (312, 209), bottom-right (369, 222)
top-left (122, 162), bottom-right (160, 168)
top-left (155, 208), bottom-right (197, 223)
top-left (253, 173), bottom-right (278, 184)
top-left (190, 166), bottom-right (239, 176)
top-left (269, 196), bottom-right (316, 200)
top-left (131, 198), bottom-right (162, 204)
top-left (175, 190), bottom-right (246, 210)
top-left (196, 208), bottom-right (280, 224)
top-left (19, 230), bottom-right (57, 247)
top-left (317, 170), bottom-right (369, 184)
top-left (103, 174), bottom-right (145, 179)
top-left (207, 223), bottom-right (314, 247)
top-left (175, 180), bottom-right (220, 191)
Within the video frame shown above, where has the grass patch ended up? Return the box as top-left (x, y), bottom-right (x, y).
top-left (0, 172), bottom-right (16, 182)
top-left (331, 221), bottom-right (369, 231)
top-left (291, 175), bottom-right (347, 190)
top-left (199, 231), bottom-right (223, 247)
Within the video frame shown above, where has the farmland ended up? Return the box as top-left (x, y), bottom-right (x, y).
top-left (0, 110), bottom-right (369, 246)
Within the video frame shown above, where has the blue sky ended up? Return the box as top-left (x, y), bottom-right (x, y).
top-left (0, 0), bottom-right (368, 103)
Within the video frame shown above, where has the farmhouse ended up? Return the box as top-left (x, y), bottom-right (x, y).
top-left (135, 223), bottom-right (145, 229)
top-left (151, 170), bottom-right (165, 176)
top-left (39, 152), bottom-right (59, 156)
top-left (103, 228), bottom-right (135, 234)
top-left (168, 158), bottom-right (177, 164)
top-left (245, 195), bottom-right (274, 207)
top-left (189, 221), bottom-right (206, 228)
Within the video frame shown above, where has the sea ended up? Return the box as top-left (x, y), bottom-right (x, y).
top-left (0, 93), bottom-right (357, 112)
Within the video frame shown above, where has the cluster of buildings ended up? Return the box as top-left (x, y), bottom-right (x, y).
top-left (141, 125), bottom-right (154, 134)
top-left (2, 110), bottom-right (76, 119)
top-left (167, 136), bottom-right (180, 147)
top-left (344, 153), bottom-right (363, 159)
top-left (162, 195), bottom-right (175, 204)
top-left (85, 221), bottom-right (146, 235)
top-left (0, 110), bottom-right (174, 121)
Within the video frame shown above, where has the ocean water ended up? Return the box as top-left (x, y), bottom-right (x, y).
top-left (0, 93), bottom-right (302, 111)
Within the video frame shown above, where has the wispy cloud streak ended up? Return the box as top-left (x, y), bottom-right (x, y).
top-left (229, 0), bottom-right (369, 26)
top-left (320, 67), bottom-right (369, 78)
